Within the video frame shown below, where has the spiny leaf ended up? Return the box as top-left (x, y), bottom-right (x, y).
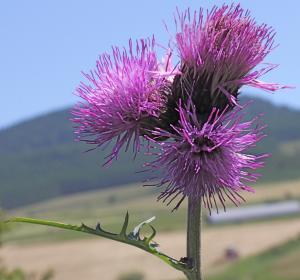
top-left (92, 222), bottom-right (117, 236)
top-left (96, 223), bottom-right (102, 232)
top-left (145, 225), bottom-right (157, 245)
top-left (132, 216), bottom-right (156, 239)
top-left (120, 211), bottom-right (129, 237)
top-left (6, 215), bottom-right (190, 274)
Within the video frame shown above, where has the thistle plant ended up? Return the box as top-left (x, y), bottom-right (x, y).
top-left (7, 3), bottom-right (290, 280)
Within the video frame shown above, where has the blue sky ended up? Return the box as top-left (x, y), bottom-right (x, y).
top-left (0, 0), bottom-right (298, 129)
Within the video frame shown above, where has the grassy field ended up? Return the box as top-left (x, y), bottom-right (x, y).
top-left (3, 218), bottom-right (300, 280)
top-left (3, 179), bottom-right (300, 243)
top-left (208, 235), bottom-right (300, 280)
top-left (1, 180), bottom-right (300, 279)
top-left (3, 182), bottom-right (188, 243)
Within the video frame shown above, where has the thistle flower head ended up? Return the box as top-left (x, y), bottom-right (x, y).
top-left (149, 100), bottom-right (268, 212)
top-left (73, 37), bottom-right (173, 163)
top-left (172, 4), bottom-right (288, 118)
top-left (72, 3), bottom-right (289, 213)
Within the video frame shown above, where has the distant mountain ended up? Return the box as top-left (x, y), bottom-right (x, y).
top-left (1, 96), bottom-right (300, 209)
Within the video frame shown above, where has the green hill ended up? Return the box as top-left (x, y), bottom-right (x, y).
top-left (0, 96), bottom-right (300, 209)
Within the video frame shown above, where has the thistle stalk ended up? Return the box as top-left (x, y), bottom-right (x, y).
top-left (184, 198), bottom-right (203, 280)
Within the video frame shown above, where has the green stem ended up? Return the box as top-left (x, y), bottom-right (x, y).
top-left (184, 198), bottom-right (203, 280)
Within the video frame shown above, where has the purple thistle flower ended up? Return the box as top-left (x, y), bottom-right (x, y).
top-left (171, 4), bottom-right (289, 117)
top-left (148, 100), bottom-right (268, 212)
top-left (73, 37), bottom-right (174, 163)
top-left (71, 3), bottom-right (289, 213)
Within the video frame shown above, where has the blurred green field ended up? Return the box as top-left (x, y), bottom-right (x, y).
top-left (2, 180), bottom-right (300, 280)
top-left (3, 183), bottom-right (188, 243)
top-left (4, 179), bottom-right (300, 244)
top-left (207, 235), bottom-right (300, 280)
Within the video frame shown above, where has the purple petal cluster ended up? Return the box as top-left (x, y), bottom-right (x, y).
top-left (73, 38), bottom-right (173, 163)
top-left (73, 3), bottom-right (290, 211)
top-left (148, 101), bottom-right (268, 211)
top-left (174, 4), bottom-right (288, 110)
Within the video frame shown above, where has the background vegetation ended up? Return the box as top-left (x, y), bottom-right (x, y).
top-left (1, 96), bottom-right (300, 209)
top-left (1, 96), bottom-right (300, 280)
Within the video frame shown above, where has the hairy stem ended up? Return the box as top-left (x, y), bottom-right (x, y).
top-left (184, 198), bottom-right (203, 280)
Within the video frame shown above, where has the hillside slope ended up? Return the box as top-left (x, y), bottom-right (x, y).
top-left (1, 96), bottom-right (300, 209)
